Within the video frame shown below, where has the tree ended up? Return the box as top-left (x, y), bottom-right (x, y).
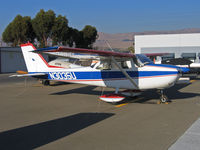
top-left (68, 25), bottom-right (98, 48)
top-left (2, 15), bottom-right (35, 46)
top-left (65, 27), bottom-right (78, 47)
top-left (32, 9), bottom-right (56, 47)
top-left (81, 25), bottom-right (98, 48)
top-left (128, 46), bottom-right (135, 53)
top-left (52, 15), bottom-right (69, 45)
top-left (2, 9), bottom-right (98, 48)
top-left (73, 29), bottom-right (85, 48)
top-left (2, 23), bottom-right (14, 45)
top-left (23, 16), bottom-right (35, 43)
top-left (65, 28), bottom-right (85, 48)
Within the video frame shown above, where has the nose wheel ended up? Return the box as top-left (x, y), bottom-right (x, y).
top-left (157, 90), bottom-right (171, 104)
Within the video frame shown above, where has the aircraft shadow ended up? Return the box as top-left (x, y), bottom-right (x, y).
top-left (51, 83), bottom-right (200, 104)
top-left (51, 86), bottom-right (110, 96)
top-left (49, 81), bottom-right (70, 86)
top-left (125, 83), bottom-right (200, 104)
top-left (0, 112), bottom-right (114, 150)
top-left (165, 83), bottom-right (200, 100)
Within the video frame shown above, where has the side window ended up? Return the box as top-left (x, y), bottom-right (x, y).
top-left (96, 61), bottom-right (111, 70)
top-left (121, 61), bottom-right (128, 69)
top-left (121, 61), bottom-right (132, 69)
top-left (95, 60), bottom-right (133, 70)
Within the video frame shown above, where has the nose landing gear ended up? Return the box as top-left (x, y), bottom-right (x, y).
top-left (157, 90), bottom-right (171, 104)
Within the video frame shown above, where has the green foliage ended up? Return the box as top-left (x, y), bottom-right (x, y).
top-left (81, 25), bottom-right (98, 48)
top-left (2, 15), bottom-right (35, 46)
top-left (65, 26), bottom-right (98, 49)
top-left (66, 28), bottom-right (80, 47)
top-left (2, 23), bottom-right (14, 44)
top-left (2, 9), bottom-right (98, 48)
top-left (52, 15), bottom-right (69, 45)
top-left (24, 16), bottom-right (36, 43)
top-left (128, 46), bottom-right (135, 53)
top-left (32, 9), bottom-right (56, 47)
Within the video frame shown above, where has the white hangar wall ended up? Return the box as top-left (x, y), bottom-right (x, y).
top-left (135, 33), bottom-right (200, 62)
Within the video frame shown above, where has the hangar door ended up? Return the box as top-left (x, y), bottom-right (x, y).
top-left (1, 48), bottom-right (27, 73)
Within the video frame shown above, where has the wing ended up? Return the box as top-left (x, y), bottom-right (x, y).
top-left (34, 46), bottom-right (138, 88)
top-left (40, 51), bottom-right (99, 60)
top-left (144, 53), bottom-right (168, 57)
top-left (34, 47), bottom-right (135, 58)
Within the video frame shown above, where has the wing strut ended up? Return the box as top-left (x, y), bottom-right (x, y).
top-left (111, 56), bottom-right (139, 89)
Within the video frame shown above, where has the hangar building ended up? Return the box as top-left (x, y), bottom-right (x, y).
top-left (135, 33), bottom-right (200, 62)
top-left (0, 47), bottom-right (27, 73)
top-left (0, 47), bottom-right (48, 73)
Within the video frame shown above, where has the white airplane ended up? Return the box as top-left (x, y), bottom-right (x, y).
top-left (12, 43), bottom-right (190, 104)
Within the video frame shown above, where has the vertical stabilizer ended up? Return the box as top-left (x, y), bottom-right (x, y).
top-left (21, 43), bottom-right (49, 72)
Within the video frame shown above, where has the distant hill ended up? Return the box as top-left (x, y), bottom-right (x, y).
top-left (94, 28), bottom-right (200, 50)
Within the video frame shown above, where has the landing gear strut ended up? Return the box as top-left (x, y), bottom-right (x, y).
top-left (42, 80), bottom-right (50, 86)
top-left (157, 90), bottom-right (171, 104)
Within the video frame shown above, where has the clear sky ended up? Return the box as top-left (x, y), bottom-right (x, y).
top-left (0, 0), bottom-right (200, 35)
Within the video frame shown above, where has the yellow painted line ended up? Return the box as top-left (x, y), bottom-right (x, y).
top-left (115, 103), bottom-right (128, 108)
top-left (190, 80), bottom-right (196, 83)
top-left (32, 84), bottom-right (43, 87)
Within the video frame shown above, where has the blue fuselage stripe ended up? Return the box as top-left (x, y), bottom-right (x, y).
top-left (45, 71), bottom-right (178, 80)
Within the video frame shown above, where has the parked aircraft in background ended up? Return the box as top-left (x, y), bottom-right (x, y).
top-left (11, 43), bottom-right (190, 104)
top-left (155, 58), bottom-right (200, 74)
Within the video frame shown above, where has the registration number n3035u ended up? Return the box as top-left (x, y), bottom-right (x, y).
top-left (49, 72), bottom-right (76, 80)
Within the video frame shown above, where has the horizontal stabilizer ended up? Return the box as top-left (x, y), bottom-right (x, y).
top-left (9, 73), bottom-right (46, 77)
top-left (16, 70), bottom-right (28, 74)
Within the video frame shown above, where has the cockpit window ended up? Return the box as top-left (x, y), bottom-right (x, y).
top-left (136, 54), bottom-right (154, 65)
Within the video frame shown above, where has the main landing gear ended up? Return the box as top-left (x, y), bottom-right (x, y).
top-left (42, 80), bottom-right (50, 86)
top-left (157, 90), bottom-right (171, 104)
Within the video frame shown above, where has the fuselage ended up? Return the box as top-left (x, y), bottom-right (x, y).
top-left (34, 63), bottom-right (181, 90)
top-left (21, 43), bottom-right (185, 92)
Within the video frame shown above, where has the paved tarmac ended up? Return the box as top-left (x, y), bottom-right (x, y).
top-left (0, 74), bottom-right (200, 150)
top-left (169, 117), bottom-right (200, 150)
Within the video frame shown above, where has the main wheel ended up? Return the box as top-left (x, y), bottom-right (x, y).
top-left (160, 95), bottom-right (168, 103)
top-left (42, 80), bottom-right (50, 86)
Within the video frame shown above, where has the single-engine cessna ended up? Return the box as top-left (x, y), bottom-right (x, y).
top-left (12, 43), bottom-right (190, 104)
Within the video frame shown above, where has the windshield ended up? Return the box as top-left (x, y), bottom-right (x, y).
top-left (136, 54), bottom-right (154, 65)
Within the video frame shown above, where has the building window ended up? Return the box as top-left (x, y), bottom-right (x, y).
top-left (161, 53), bottom-right (175, 61)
